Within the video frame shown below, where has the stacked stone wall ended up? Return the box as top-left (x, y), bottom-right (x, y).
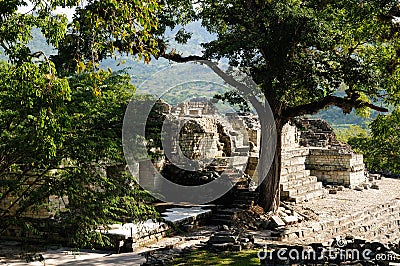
top-left (178, 118), bottom-right (221, 160)
top-left (306, 148), bottom-right (365, 186)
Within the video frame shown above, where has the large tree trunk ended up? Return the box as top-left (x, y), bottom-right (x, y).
top-left (257, 117), bottom-right (284, 213)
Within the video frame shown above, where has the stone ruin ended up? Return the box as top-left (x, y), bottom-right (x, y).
top-left (2, 98), bottom-right (400, 266)
top-left (280, 118), bottom-right (366, 202)
top-left (0, 98), bottom-right (371, 245)
top-left (141, 99), bottom-right (368, 204)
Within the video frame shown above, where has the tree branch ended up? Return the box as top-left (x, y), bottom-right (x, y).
top-left (160, 52), bottom-right (205, 62)
top-left (159, 53), bottom-right (266, 113)
top-left (283, 95), bottom-right (388, 119)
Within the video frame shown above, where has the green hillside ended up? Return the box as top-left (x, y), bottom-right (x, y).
top-left (1, 22), bottom-right (383, 129)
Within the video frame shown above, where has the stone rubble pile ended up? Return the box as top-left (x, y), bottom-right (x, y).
top-left (206, 225), bottom-right (254, 251)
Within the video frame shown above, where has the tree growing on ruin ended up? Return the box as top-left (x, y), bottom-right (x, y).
top-left (155, 0), bottom-right (400, 212)
top-left (51, 0), bottom-right (400, 213)
top-left (7, 0), bottom-right (400, 219)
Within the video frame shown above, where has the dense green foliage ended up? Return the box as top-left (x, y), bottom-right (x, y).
top-left (0, 63), bottom-right (158, 246)
top-left (335, 125), bottom-right (369, 143)
top-left (349, 108), bottom-right (400, 174)
top-left (0, 0), bottom-right (163, 247)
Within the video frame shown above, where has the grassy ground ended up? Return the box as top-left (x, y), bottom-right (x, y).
top-left (170, 249), bottom-right (260, 265)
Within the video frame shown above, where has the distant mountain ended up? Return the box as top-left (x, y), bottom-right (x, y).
top-left (1, 22), bottom-right (379, 129)
top-left (311, 107), bottom-right (378, 129)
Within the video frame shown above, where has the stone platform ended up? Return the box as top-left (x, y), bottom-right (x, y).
top-left (255, 177), bottom-right (400, 245)
top-left (102, 206), bottom-right (212, 250)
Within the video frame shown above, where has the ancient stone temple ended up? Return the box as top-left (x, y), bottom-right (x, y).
top-left (272, 118), bottom-right (366, 202)
top-left (0, 99), bottom-right (369, 241)
top-left (146, 99), bottom-right (367, 204)
top-left (292, 118), bottom-right (366, 187)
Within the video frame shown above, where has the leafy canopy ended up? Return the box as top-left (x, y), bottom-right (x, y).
top-left (0, 0), bottom-right (162, 247)
top-left (349, 108), bottom-right (400, 174)
top-left (163, 0), bottom-right (400, 120)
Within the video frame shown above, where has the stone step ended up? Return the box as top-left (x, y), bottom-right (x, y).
top-left (280, 175), bottom-right (318, 190)
top-left (322, 206), bottom-right (400, 239)
top-left (280, 170), bottom-right (311, 183)
top-left (215, 208), bottom-right (242, 215)
top-left (307, 165), bottom-right (356, 172)
top-left (231, 156), bottom-right (249, 167)
top-left (231, 203), bottom-right (250, 209)
top-left (235, 146), bottom-right (250, 153)
top-left (231, 152), bottom-right (249, 157)
top-left (234, 182), bottom-right (249, 189)
top-left (235, 194), bottom-right (256, 200)
top-left (232, 199), bottom-right (255, 205)
top-left (221, 171), bottom-right (243, 179)
top-left (211, 219), bottom-right (233, 225)
top-left (280, 164), bottom-right (307, 176)
top-left (234, 189), bottom-right (257, 196)
top-left (281, 148), bottom-right (309, 158)
top-left (291, 201), bottom-right (400, 241)
top-left (234, 195), bottom-right (257, 202)
top-left (285, 188), bottom-right (325, 203)
top-left (319, 216), bottom-right (400, 242)
top-left (213, 214), bottom-right (234, 220)
top-left (281, 156), bottom-right (307, 168)
top-left (281, 182), bottom-right (323, 199)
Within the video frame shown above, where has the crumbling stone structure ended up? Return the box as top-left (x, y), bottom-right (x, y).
top-left (0, 100), bottom-right (369, 243)
top-left (146, 100), bottom-right (367, 203)
top-left (294, 118), bottom-right (366, 187)
top-left (279, 118), bottom-right (366, 201)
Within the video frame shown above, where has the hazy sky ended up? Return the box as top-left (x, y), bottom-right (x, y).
top-left (17, 2), bottom-right (76, 21)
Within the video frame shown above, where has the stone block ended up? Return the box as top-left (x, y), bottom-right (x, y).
top-left (232, 244), bottom-right (242, 251)
top-left (209, 235), bottom-right (237, 244)
top-left (282, 215), bottom-right (298, 225)
top-left (371, 184), bottom-right (379, 190)
top-left (270, 215), bottom-right (285, 227)
top-left (362, 183), bottom-right (371, 189)
top-left (212, 243), bottom-right (232, 250)
top-left (354, 185), bottom-right (364, 191)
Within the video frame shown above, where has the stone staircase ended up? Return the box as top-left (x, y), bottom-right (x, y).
top-left (281, 199), bottom-right (400, 243)
top-left (211, 186), bottom-right (258, 225)
top-left (293, 118), bottom-right (337, 148)
top-left (209, 113), bottom-right (262, 225)
top-left (280, 148), bottom-right (326, 203)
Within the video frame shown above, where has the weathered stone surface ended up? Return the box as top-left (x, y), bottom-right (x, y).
top-left (371, 183), bottom-right (379, 190)
top-left (270, 215), bottom-right (286, 227)
top-left (209, 235), bottom-right (237, 244)
top-left (232, 244), bottom-right (242, 251)
top-left (354, 185), bottom-right (364, 191)
top-left (282, 215), bottom-right (298, 225)
top-left (363, 183), bottom-right (371, 189)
